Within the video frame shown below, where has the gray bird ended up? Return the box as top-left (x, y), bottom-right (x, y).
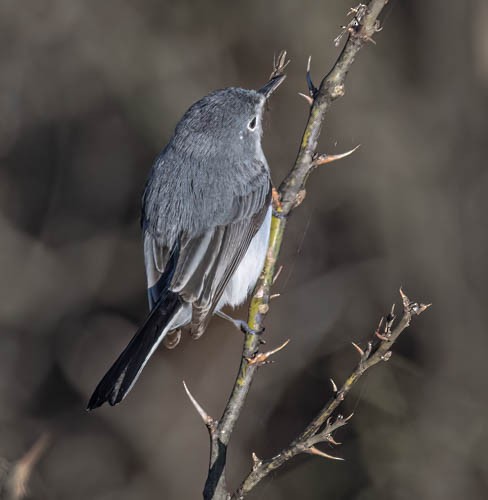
top-left (87, 74), bottom-right (285, 409)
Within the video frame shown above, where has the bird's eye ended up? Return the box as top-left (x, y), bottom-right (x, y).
top-left (248, 117), bottom-right (257, 131)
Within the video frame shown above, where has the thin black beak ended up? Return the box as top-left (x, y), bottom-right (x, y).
top-left (258, 74), bottom-right (286, 99)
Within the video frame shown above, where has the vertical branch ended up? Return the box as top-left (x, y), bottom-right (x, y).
top-left (202, 2), bottom-right (392, 498)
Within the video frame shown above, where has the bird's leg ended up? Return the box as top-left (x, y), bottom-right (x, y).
top-left (216, 310), bottom-right (264, 336)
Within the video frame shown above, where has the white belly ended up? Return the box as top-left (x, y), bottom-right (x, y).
top-left (217, 206), bottom-right (272, 309)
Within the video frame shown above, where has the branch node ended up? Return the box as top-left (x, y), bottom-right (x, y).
top-left (306, 56), bottom-right (318, 97)
top-left (329, 378), bottom-right (338, 393)
top-left (183, 381), bottom-right (215, 430)
top-left (381, 351), bottom-right (392, 362)
top-left (271, 186), bottom-right (282, 210)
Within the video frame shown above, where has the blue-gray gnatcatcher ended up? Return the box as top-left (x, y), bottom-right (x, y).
top-left (87, 74), bottom-right (285, 409)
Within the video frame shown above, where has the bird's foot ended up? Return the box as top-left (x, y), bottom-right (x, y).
top-left (216, 310), bottom-right (265, 336)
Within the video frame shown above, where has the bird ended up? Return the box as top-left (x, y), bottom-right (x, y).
top-left (87, 73), bottom-right (285, 409)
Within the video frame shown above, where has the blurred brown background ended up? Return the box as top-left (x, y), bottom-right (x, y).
top-left (1, 0), bottom-right (487, 498)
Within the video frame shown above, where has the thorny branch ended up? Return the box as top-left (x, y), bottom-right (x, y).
top-left (232, 290), bottom-right (431, 498)
top-left (182, 2), bottom-right (428, 499)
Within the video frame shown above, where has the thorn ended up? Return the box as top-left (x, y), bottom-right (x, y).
top-left (183, 381), bottom-right (214, 428)
top-left (312, 145), bottom-right (360, 167)
top-left (273, 265), bottom-right (283, 284)
top-left (416, 302), bottom-right (432, 314)
top-left (270, 293), bottom-right (281, 300)
top-left (298, 92), bottom-right (314, 106)
top-left (351, 341), bottom-right (364, 357)
top-left (344, 412), bottom-right (354, 422)
top-left (377, 317), bottom-right (384, 330)
top-left (374, 317), bottom-right (386, 338)
top-left (329, 378), bottom-right (338, 393)
top-left (306, 56), bottom-right (317, 97)
top-left (399, 287), bottom-right (410, 308)
top-left (251, 452), bottom-right (262, 470)
top-left (375, 331), bottom-right (390, 341)
top-left (295, 189), bottom-right (307, 208)
top-left (246, 339), bottom-right (290, 366)
top-left (306, 446), bottom-right (344, 461)
top-left (334, 26), bottom-right (348, 47)
top-left (399, 288), bottom-right (432, 315)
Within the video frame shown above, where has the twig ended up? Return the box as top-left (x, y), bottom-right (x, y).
top-left (232, 290), bottom-right (431, 498)
top-left (183, 381), bottom-right (216, 430)
top-left (1, 433), bottom-right (50, 500)
top-left (203, 2), bottom-right (398, 498)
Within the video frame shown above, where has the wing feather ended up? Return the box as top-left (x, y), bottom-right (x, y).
top-left (144, 171), bottom-right (271, 334)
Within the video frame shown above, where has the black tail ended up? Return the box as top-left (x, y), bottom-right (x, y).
top-left (87, 291), bottom-right (182, 410)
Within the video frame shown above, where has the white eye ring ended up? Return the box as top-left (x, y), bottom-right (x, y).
top-left (247, 116), bottom-right (257, 131)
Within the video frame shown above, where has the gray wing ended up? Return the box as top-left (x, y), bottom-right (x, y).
top-left (143, 177), bottom-right (271, 336)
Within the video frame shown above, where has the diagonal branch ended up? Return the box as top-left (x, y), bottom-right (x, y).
top-left (232, 290), bottom-right (431, 498)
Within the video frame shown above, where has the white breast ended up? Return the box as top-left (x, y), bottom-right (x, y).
top-left (217, 206), bottom-right (272, 309)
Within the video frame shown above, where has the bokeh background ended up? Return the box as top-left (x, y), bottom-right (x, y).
top-left (1, 0), bottom-right (488, 498)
